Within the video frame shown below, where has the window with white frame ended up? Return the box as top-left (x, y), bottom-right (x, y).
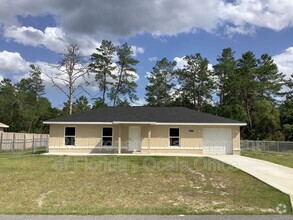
top-left (102, 127), bottom-right (113, 146)
top-left (65, 127), bottom-right (75, 146)
top-left (169, 128), bottom-right (179, 146)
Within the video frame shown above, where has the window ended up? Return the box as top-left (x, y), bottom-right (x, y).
top-left (65, 127), bottom-right (75, 146)
top-left (102, 127), bottom-right (113, 146)
top-left (169, 128), bottom-right (179, 146)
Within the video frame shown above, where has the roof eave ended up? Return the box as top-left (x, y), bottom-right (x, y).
top-left (43, 121), bottom-right (246, 126)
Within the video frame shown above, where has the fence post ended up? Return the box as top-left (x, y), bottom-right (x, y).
top-left (46, 134), bottom-right (49, 153)
top-left (23, 134), bottom-right (26, 150)
top-left (12, 133), bottom-right (15, 153)
top-left (0, 132), bottom-right (3, 151)
top-left (32, 134), bottom-right (35, 154)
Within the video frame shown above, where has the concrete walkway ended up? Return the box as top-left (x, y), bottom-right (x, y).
top-left (209, 155), bottom-right (293, 208)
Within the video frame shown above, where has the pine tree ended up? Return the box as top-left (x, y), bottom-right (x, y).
top-left (177, 53), bottom-right (214, 111)
top-left (88, 40), bottom-right (116, 106)
top-left (110, 43), bottom-right (139, 106)
top-left (256, 54), bottom-right (285, 103)
top-left (213, 48), bottom-right (236, 106)
top-left (235, 51), bottom-right (258, 132)
top-left (145, 58), bottom-right (177, 106)
top-left (16, 64), bottom-right (46, 132)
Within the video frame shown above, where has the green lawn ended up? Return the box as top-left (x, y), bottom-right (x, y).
top-left (0, 154), bottom-right (291, 215)
top-left (242, 150), bottom-right (293, 168)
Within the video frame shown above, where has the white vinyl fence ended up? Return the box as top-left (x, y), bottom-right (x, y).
top-left (0, 132), bottom-right (49, 153)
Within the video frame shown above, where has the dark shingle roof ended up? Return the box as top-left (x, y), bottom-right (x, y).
top-left (45, 107), bottom-right (245, 124)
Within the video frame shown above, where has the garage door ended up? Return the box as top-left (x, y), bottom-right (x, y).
top-left (203, 128), bottom-right (232, 155)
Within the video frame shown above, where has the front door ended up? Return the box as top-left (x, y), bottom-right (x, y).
top-left (128, 126), bottom-right (141, 152)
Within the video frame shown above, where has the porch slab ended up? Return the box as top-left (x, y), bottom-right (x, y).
top-left (41, 152), bottom-right (205, 157)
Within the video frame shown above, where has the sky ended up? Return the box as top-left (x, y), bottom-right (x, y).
top-left (0, 0), bottom-right (293, 108)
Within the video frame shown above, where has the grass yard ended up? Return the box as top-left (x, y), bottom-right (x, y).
top-left (242, 150), bottom-right (293, 168)
top-left (0, 154), bottom-right (291, 215)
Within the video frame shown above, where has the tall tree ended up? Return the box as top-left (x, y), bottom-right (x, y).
top-left (213, 48), bottom-right (236, 106)
top-left (251, 99), bottom-right (282, 140)
top-left (256, 54), bottom-right (284, 103)
top-left (282, 73), bottom-right (293, 99)
top-left (17, 64), bottom-right (45, 101)
top-left (0, 79), bottom-right (22, 131)
top-left (109, 43), bottom-right (139, 106)
top-left (279, 87), bottom-right (293, 141)
top-left (88, 40), bottom-right (116, 106)
top-left (145, 58), bottom-right (177, 106)
top-left (16, 64), bottom-right (46, 132)
top-left (177, 53), bottom-right (214, 111)
top-left (235, 51), bottom-right (258, 132)
top-left (46, 44), bottom-right (88, 115)
top-left (280, 99), bottom-right (293, 141)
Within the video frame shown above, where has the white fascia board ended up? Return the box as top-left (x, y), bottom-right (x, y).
top-left (155, 123), bottom-right (247, 126)
top-left (112, 121), bottom-right (156, 125)
top-left (43, 121), bottom-right (113, 125)
top-left (0, 123), bottom-right (9, 128)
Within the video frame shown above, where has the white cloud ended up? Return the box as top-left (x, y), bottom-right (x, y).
top-left (4, 25), bottom-right (101, 55)
top-left (173, 57), bottom-right (187, 70)
top-left (3, 25), bottom-right (144, 57)
top-left (148, 56), bottom-right (158, 62)
top-left (208, 64), bottom-right (214, 71)
top-left (0, 0), bottom-right (293, 46)
top-left (273, 47), bottom-right (293, 80)
top-left (132, 98), bottom-right (147, 106)
top-left (220, 0), bottom-right (293, 35)
top-left (4, 26), bottom-right (67, 53)
top-left (173, 56), bottom-right (214, 71)
top-left (0, 51), bottom-right (30, 74)
top-left (130, 46), bottom-right (144, 57)
top-left (0, 0), bottom-right (222, 40)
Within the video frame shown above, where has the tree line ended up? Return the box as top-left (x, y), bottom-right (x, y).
top-left (146, 48), bottom-right (293, 141)
top-left (0, 41), bottom-right (292, 141)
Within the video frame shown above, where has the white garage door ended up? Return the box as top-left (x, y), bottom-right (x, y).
top-left (203, 128), bottom-right (232, 155)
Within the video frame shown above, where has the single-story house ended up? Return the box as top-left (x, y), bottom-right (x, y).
top-left (44, 107), bottom-right (246, 155)
top-left (0, 122), bottom-right (9, 132)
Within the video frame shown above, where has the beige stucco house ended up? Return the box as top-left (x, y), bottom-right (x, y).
top-left (0, 122), bottom-right (9, 132)
top-left (44, 107), bottom-right (246, 155)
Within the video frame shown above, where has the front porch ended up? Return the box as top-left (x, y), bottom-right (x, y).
top-left (49, 124), bottom-right (154, 154)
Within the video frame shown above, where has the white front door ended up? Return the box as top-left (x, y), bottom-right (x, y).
top-left (203, 128), bottom-right (232, 155)
top-left (129, 126), bottom-right (141, 151)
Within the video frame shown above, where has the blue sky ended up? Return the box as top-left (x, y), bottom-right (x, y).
top-left (0, 0), bottom-right (292, 108)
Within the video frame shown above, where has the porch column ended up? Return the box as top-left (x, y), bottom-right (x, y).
top-left (148, 126), bottom-right (151, 154)
top-left (118, 125), bottom-right (121, 154)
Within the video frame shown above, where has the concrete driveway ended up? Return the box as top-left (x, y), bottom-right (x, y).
top-left (209, 155), bottom-right (293, 207)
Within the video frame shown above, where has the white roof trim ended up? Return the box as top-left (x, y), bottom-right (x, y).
top-left (113, 121), bottom-right (156, 125)
top-left (0, 123), bottom-right (9, 128)
top-left (43, 121), bottom-right (246, 126)
top-left (155, 123), bottom-right (247, 126)
top-left (43, 122), bottom-right (113, 125)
